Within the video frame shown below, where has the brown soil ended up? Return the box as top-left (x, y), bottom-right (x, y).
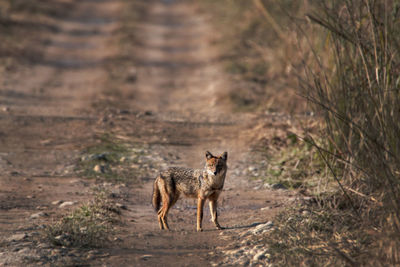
top-left (0, 0), bottom-right (303, 266)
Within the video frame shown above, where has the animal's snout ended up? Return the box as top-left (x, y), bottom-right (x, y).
top-left (214, 171), bottom-right (218, 175)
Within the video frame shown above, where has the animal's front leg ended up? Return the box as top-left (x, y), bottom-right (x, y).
top-left (209, 198), bottom-right (223, 230)
top-left (197, 197), bottom-right (205, 232)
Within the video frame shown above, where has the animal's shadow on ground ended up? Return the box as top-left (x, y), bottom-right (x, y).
top-left (202, 222), bottom-right (268, 232)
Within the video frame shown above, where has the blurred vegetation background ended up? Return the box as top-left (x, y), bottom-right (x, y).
top-left (200, 0), bottom-right (321, 114)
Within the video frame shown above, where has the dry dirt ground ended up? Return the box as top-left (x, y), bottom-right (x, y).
top-left (0, 0), bottom-right (304, 266)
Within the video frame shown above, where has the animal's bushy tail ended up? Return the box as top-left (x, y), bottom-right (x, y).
top-left (152, 176), bottom-right (161, 212)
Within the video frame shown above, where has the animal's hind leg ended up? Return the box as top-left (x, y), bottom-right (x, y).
top-left (160, 207), bottom-right (170, 230)
top-left (157, 174), bottom-right (180, 230)
top-left (156, 176), bottom-right (171, 230)
top-left (160, 194), bottom-right (172, 230)
top-left (157, 209), bottom-right (164, 230)
top-left (160, 191), bottom-right (180, 230)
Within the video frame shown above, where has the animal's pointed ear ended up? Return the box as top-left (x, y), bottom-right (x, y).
top-left (206, 151), bottom-right (213, 160)
top-left (220, 151), bottom-right (228, 161)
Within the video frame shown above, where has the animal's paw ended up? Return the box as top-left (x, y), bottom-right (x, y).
top-left (197, 228), bottom-right (203, 232)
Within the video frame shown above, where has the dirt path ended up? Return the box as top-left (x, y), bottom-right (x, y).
top-left (0, 0), bottom-right (297, 266)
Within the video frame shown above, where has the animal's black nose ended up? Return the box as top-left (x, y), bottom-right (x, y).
top-left (214, 171), bottom-right (218, 175)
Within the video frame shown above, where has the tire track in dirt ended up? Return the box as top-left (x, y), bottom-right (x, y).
top-left (0, 0), bottom-right (124, 265)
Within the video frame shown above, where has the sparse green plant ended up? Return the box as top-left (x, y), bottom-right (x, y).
top-left (260, 133), bottom-right (335, 193)
top-left (45, 190), bottom-right (120, 248)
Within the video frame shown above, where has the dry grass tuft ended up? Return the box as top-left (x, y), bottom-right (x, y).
top-left (45, 190), bottom-right (120, 248)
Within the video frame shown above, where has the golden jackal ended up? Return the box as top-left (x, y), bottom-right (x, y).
top-left (152, 151), bottom-right (228, 232)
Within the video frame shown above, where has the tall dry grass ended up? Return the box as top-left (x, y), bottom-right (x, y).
top-left (208, 0), bottom-right (400, 265)
top-left (302, 0), bottom-right (400, 264)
